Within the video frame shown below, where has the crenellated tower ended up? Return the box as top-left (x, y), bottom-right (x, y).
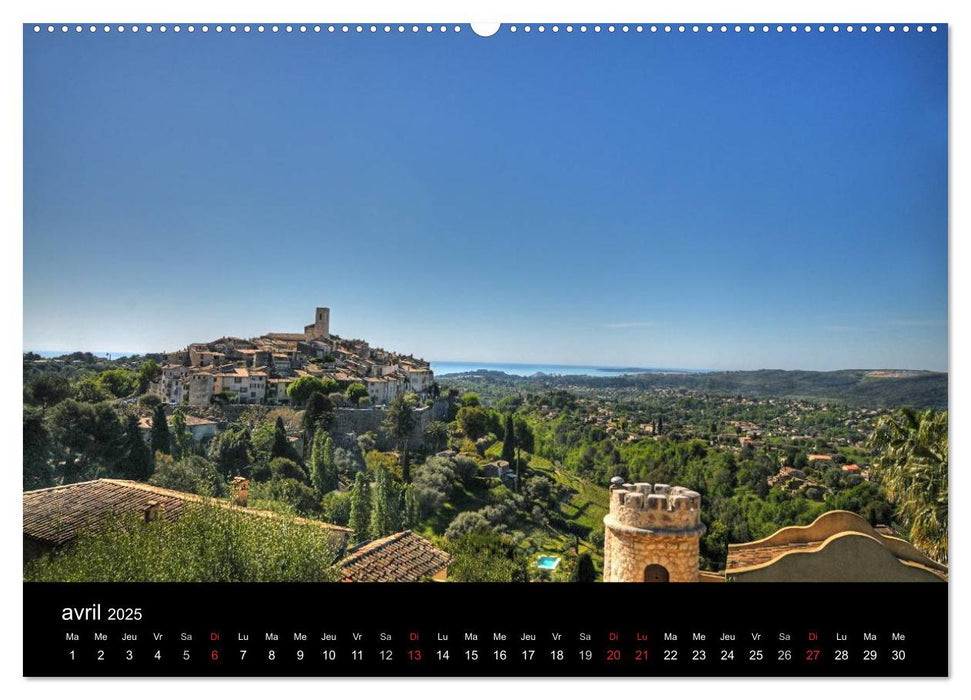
top-left (603, 482), bottom-right (705, 582)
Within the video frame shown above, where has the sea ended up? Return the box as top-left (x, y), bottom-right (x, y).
top-left (429, 361), bottom-right (707, 378)
top-left (26, 351), bottom-right (705, 378)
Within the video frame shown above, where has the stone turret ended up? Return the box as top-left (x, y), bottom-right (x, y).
top-left (603, 482), bottom-right (705, 582)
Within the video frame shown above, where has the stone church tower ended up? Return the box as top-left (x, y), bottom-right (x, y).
top-left (603, 482), bottom-right (705, 582)
top-left (305, 307), bottom-right (330, 340)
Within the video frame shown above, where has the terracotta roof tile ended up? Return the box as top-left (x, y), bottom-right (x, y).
top-left (340, 530), bottom-right (451, 582)
top-left (23, 479), bottom-right (350, 547)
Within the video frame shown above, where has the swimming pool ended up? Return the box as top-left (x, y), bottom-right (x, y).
top-left (536, 556), bottom-right (561, 571)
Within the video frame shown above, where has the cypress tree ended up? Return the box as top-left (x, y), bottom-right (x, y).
top-left (309, 430), bottom-right (337, 496)
top-left (271, 416), bottom-right (290, 460)
top-left (349, 472), bottom-right (372, 544)
top-left (571, 552), bottom-right (597, 582)
top-left (170, 408), bottom-right (193, 460)
top-left (403, 484), bottom-right (420, 528)
top-left (150, 404), bottom-right (170, 455)
top-left (122, 414), bottom-right (153, 481)
top-left (501, 414), bottom-right (516, 463)
top-left (369, 468), bottom-right (395, 540)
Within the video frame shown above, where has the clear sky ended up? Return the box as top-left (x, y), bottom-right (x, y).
top-left (23, 25), bottom-right (947, 371)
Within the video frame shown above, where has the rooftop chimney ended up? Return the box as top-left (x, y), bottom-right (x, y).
top-left (143, 500), bottom-right (161, 523)
top-left (231, 477), bottom-right (250, 507)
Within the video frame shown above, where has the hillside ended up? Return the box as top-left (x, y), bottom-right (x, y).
top-left (441, 368), bottom-right (947, 409)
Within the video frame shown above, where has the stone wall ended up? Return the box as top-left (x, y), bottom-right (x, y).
top-left (604, 528), bottom-right (701, 582)
top-left (329, 397), bottom-right (449, 450)
top-left (603, 483), bottom-right (705, 583)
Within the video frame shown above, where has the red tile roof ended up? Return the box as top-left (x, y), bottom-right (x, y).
top-left (23, 479), bottom-right (350, 547)
top-left (339, 530), bottom-right (451, 582)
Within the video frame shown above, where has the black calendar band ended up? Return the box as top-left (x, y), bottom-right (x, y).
top-left (24, 582), bottom-right (947, 677)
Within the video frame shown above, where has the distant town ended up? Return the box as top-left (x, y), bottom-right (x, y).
top-left (132, 307), bottom-right (435, 408)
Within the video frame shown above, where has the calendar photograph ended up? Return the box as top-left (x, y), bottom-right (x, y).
top-left (21, 18), bottom-right (949, 678)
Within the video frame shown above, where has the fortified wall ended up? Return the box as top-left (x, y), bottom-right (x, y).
top-left (603, 483), bottom-right (705, 582)
top-left (330, 397), bottom-right (449, 450)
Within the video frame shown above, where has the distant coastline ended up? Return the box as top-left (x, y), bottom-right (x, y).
top-left (429, 361), bottom-right (709, 378)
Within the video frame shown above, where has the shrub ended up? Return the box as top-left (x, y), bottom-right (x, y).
top-left (453, 455), bottom-right (479, 485)
top-left (445, 530), bottom-right (529, 582)
top-left (150, 454), bottom-right (223, 496)
top-left (320, 490), bottom-right (352, 526)
top-left (138, 393), bottom-right (163, 410)
top-left (269, 457), bottom-right (307, 482)
top-left (249, 476), bottom-right (321, 516)
top-left (24, 502), bottom-right (341, 582)
top-left (444, 511), bottom-right (490, 540)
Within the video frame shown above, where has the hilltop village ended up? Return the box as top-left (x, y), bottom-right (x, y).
top-left (22, 307), bottom-right (947, 583)
top-left (149, 307), bottom-right (436, 408)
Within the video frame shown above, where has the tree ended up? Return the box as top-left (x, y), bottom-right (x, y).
top-left (136, 360), bottom-right (162, 393)
top-left (302, 391), bottom-right (334, 450)
top-left (309, 430), bottom-right (338, 496)
top-left (458, 392), bottom-right (481, 407)
top-left (369, 467), bottom-right (399, 540)
top-left (47, 400), bottom-right (126, 483)
top-left (287, 376), bottom-right (339, 407)
top-left (24, 406), bottom-right (53, 489)
top-left (349, 472), bottom-right (372, 544)
top-left (170, 408), bottom-right (194, 461)
top-left (444, 511), bottom-right (491, 540)
top-left (445, 530), bottom-right (529, 582)
top-left (501, 414), bottom-right (516, 463)
top-left (320, 491), bottom-right (352, 526)
top-left (403, 484), bottom-right (421, 528)
top-left (383, 393), bottom-right (418, 482)
top-left (72, 377), bottom-right (110, 403)
top-left (150, 454), bottom-right (221, 496)
top-left (207, 425), bottom-right (252, 478)
top-left (513, 416), bottom-right (534, 487)
top-left (121, 414), bottom-right (153, 481)
top-left (456, 406), bottom-right (489, 441)
top-left (423, 420), bottom-right (448, 452)
top-left (571, 552), bottom-right (597, 582)
top-left (250, 476), bottom-right (320, 516)
top-left (26, 373), bottom-right (71, 408)
top-left (269, 457), bottom-right (307, 482)
top-left (271, 416), bottom-right (291, 460)
top-left (138, 393), bottom-right (162, 410)
top-left (345, 382), bottom-right (369, 403)
top-left (868, 408), bottom-right (948, 563)
top-left (150, 405), bottom-right (171, 455)
top-left (96, 368), bottom-right (137, 398)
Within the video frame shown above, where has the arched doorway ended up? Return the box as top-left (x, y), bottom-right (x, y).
top-left (644, 564), bottom-right (670, 582)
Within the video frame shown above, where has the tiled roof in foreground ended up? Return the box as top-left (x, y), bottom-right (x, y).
top-left (23, 479), bottom-right (350, 547)
top-left (340, 530), bottom-right (451, 582)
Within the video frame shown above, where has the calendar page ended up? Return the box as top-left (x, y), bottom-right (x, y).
top-left (21, 18), bottom-right (948, 678)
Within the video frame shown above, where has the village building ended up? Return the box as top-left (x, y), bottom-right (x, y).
top-left (149, 364), bottom-right (189, 405)
top-left (138, 414), bottom-right (220, 443)
top-left (153, 307), bottom-right (437, 409)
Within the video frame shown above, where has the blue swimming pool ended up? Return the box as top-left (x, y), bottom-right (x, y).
top-left (536, 556), bottom-right (561, 570)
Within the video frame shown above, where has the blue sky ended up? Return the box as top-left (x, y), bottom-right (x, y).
top-left (23, 26), bottom-right (947, 371)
